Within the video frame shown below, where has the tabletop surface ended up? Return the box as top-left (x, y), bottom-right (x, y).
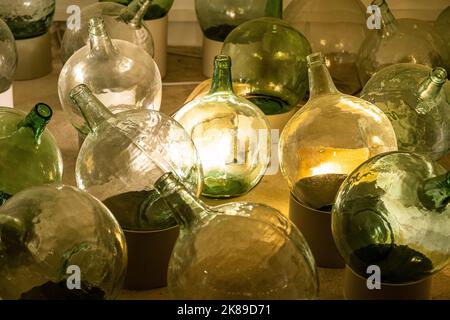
top-left (12, 44), bottom-right (450, 300)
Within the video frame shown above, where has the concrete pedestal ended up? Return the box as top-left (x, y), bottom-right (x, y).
top-left (145, 15), bottom-right (169, 79)
top-left (15, 32), bottom-right (52, 80)
top-left (202, 36), bottom-right (223, 78)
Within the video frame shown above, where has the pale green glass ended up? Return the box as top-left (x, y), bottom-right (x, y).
top-left (435, 6), bottom-right (450, 76)
top-left (332, 151), bottom-right (450, 284)
top-left (59, 17), bottom-right (161, 138)
top-left (279, 52), bottom-right (398, 210)
top-left (0, 18), bottom-right (17, 93)
top-left (0, 184), bottom-right (127, 299)
top-left (221, 0), bottom-right (311, 115)
top-left (195, 0), bottom-right (268, 42)
top-left (360, 63), bottom-right (450, 160)
top-left (0, 104), bottom-right (63, 201)
top-left (99, 0), bottom-right (174, 20)
top-left (173, 55), bottom-right (271, 198)
top-left (155, 172), bottom-right (319, 300)
top-left (0, 0), bottom-right (55, 39)
top-left (61, 0), bottom-right (155, 63)
top-left (71, 84), bottom-right (202, 231)
top-left (357, 0), bottom-right (444, 86)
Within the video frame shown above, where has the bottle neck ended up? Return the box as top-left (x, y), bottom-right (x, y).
top-left (374, 0), bottom-right (397, 35)
top-left (119, 0), bottom-right (151, 27)
top-left (69, 84), bottom-right (114, 133)
top-left (209, 55), bottom-right (234, 94)
top-left (154, 172), bottom-right (209, 229)
top-left (265, 0), bottom-right (283, 19)
top-left (307, 53), bottom-right (339, 98)
top-left (17, 103), bottom-right (52, 143)
top-left (88, 17), bottom-right (117, 57)
top-left (419, 172), bottom-right (450, 211)
top-left (415, 68), bottom-right (447, 114)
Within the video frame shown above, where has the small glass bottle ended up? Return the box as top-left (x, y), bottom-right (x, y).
top-left (59, 17), bottom-right (162, 138)
top-left (221, 0), bottom-right (311, 115)
top-left (154, 172), bottom-right (319, 299)
top-left (61, 0), bottom-right (155, 63)
top-left (174, 55), bottom-right (271, 198)
top-left (0, 103), bottom-right (63, 200)
top-left (357, 0), bottom-right (444, 86)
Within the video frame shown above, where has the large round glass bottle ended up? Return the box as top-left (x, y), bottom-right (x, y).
top-left (356, 0), bottom-right (444, 86)
top-left (59, 17), bottom-right (162, 138)
top-left (61, 0), bottom-right (154, 63)
top-left (279, 52), bottom-right (398, 210)
top-left (221, 0), bottom-right (311, 116)
top-left (360, 63), bottom-right (450, 160)
top-left (71, 84), bottom-right (202, 232)
top-left (155, 172), bottom-right (319, 299)
top-left (284, 0), bottom-right (367, 95)
top-left (0, 184), bottom-right (127, 300)
top-left (0, 103), bottom-right (63, 204)
top-left (0, 18), bottom-right (17, 95)
top-left (332, 151), bottom-right (450, 284)
top-left (173, 55), bottom-right (271, 198)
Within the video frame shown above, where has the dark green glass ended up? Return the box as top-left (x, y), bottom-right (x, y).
top-left (99, 0), bottom-right (174, 20)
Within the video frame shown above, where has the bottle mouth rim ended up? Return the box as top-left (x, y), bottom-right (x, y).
top-left (430, 68), bottom-right (448, 85)
top-left (69, 84), bottom-right (89, 100)
top-left (307, 52), bottom-right (325, 67)
top-left (34, 103), bottom-right (52, 120)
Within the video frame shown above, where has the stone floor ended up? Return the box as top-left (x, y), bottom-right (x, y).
top-left (12, 46), bottom-right (450, 300)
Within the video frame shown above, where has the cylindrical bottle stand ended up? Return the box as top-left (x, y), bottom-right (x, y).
top-left (289, 193), bottom-right (345, 268)
top-left (0, 86), bottom-right (13, 106)
top-left (123, 225), bottom-right (179, 290)
top-left (144, 15), bottom-right (168, 79)
top-left (202, 36), bottom-right (223, 78)
top-left (344, 266), bottom-right (432, 300)
top-left (15, 31), bottom-right (52, 80)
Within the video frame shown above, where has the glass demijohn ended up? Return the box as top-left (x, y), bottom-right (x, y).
top-left (0, 185), bottom-right (127, 299)
top-left (221, 0), bottom-right (312, 115)
top-left (173, 55), bottom-right (271, 198)
top-left (155, 172), bottom-right (319, 299)
top-left (285, 0), bottom-right (368, 94)
top-left (99, 0), bottom-right (174, 20)
top-left (0, 0), bottom-right (55, 40)
top-left (72, 84), bottom-right (202, 231)
top-left (59, 17), bottom-right (162, 137)
top-left (0, 103), bottom-right (63, 202)
top-left (0, 18), bottom-right (17, 94)
top-left (279, 52), bottom-right (398, 211)
top-left (332, 152), bottom-right (450, 284)
top-left (356, 0), bottom-right (444, 85)
top-left (61, 0), bottom-right (155, 63)
top-left (360, 63), bottom-right (450, 160)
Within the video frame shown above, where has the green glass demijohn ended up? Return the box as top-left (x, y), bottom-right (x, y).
top-left (173, 55), bottom-right (271, 198)
top-left (154, 172), bottom-right (319, 299)
top-left (332, 151), bottom-right (450, 284)
top-left (99, 0), bottom-right (174, 20)
top-left (61, 0), bottom-right (155, 63)
top-left (0, 0), bottom-right (55, 40)
top-left (0, 18), bottom-right (17, 94)
top-left (71, 84), bottom-right (202, 232)
top-left (221, 0), bottom-right (312, 115)
top-left (360, 63), bottom-right (450, 160)
top-left (356, 0), bottom-right (444, 86)
top-left (195, 0), bottom-right (268, 42)
top-left (0, 184), bottom-right (127, 300)
top-left (0, 103), bottom-right (63, 204)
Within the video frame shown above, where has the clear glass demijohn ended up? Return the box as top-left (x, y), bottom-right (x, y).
top-left (0, 0), bottom-right (55, 39)
top-left (279, 52), bottom-right (398, 211)
top-left (332, 151), bottom-right (450, 284)
top-left (221, 0), bottom-right (312, 115)
top-left (61, 0), bottom-right (155, 63)
top-left (154, 172), bottom-right (319, 299)
top-left (173, 55), bottom-right (271, 198)
top-left (195, 0), bottom-right (268, 42)
top-left (0, 103), bottom-right (63, 205)
top-left (0, 184), bottom-right (127, 299)
top-left (71, 84), bottom-right (203, 232)
top-left (58, 17), bottom-right (162, 138)
top-left (284, 0), bottom-right (368, 95)
top-left (99, 0), bottom-right (174, 20)
top-left (356, 0), bottom-right (444, 85)
top-left (360, 63), bottom-right (450, 160)
top-left (0, 18), bottom-right (17, 94)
